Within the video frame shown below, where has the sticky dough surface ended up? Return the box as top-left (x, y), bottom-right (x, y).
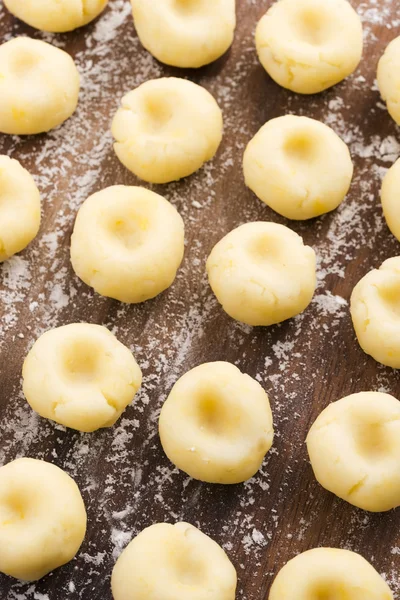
top-left (130, 0), bottom-right (236, 68)
top-left (159, 361), bottom-right (274, 484)
top-left (0, 458), bottom-right (87, 582)
top-left (22, 323), bottom-right (142, 432)
top-left (112, 77), bottom-right (223, 184)
top-left (378, 36), bottom-right (400, 125)
top-left (255, 0), bottom-right (363, 94)
top-left (111, 522), bottom-right (237, 600)
top-left (307, 391), bottom-right (400, 512)
top-left (350, 257), bottom-right (400, 368)
top-left (0, 155), bottom-right (41, 262)
top-left (206, 222), bottom-right (316, 326)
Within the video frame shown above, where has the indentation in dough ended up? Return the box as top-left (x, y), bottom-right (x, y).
top-left (312, 582), bottom-right (348, 600)
top-left (295, 8), bottom-right (330, 46)
top-left (108, 215), bottom-right (149, 250)
top-left (376, 281), bottom-right (400, 318)
top-left (248, 234), bottom-right (286, 266)
top-left (284, 132), bottom-right (319, 163)
top-left (144, 95), bottom-right (174, 132)
top-left (10, 48), bottom-right (40, 76)
top-left (61, 339), bottom-right (101, 383)
top-left (196, 392), bottom-right (234, 436)
top-left (1, 494), bottom-right (26, 526)
top-left (352, 420), bottom-right (390, 460)
top-left (174, 552), bottom-right (206, 586)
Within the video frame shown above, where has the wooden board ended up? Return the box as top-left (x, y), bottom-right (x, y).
top-left (1, 0), bottom-right (400, 598)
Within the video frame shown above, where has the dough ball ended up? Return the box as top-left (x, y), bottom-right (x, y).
top-left (130, 0), bottom-right (236, 68)
top-left (382, 159), bottom-right (400, 241)
top-left (159, 362), bottom-right (274, 484)
top-left (0, 458), bottom-right (86, 582)
top-left (0, 37), bottom-right (80, 135)
top-left (3, 0), bottom-right (108, 32)
top-left (112, 77), bottom-right (223, 184)
top-left (256, 0), bottom-right (363, 94)
top-left (350, 257), bottom-right (400, 368)
top-left (22, 323), bottom-right (142, 432)
top-left (243, 115), bottom-right (353, 220)
top-left (70, 185), bottom-right (184, 303)
top-left (206, 222), bottom-right (316, 326)
top-left (269, 548), bottom-right (393, 600)
top-left (112, 522), bottom-right (237, 600)
top-left (307, 391), bottom-right (400, 512)
top-left (0, 155), bottom-right (41, 262)
top-left (378, 36), bottom-right (400, 125)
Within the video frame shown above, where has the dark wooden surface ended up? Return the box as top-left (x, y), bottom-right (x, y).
top-left (1, 0), bottom-right (400, 598)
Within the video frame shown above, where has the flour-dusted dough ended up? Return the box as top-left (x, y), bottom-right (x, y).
top-left (307, 392), bottom-right (400, 512)
top-left (256, 0), bottom-right (363, 94)
top-left (0, 155), bottom-right (41, 262)
top-left (112, 522), bottom-right (237, 600)
top-left (70, 186), bottom-right (184, 303)
top-left (381, 159), bottom-right (400, 241)
top-left (159, 362), bottom-right (273, 484)
top-left (130, 0), bottom-right (236, 68)
top-left (269, 548), bottom-right (393, 600)
top-left (0, 37), bottom-right (80, 135)
top-left (3, 0), bottom-right (108, 32)
top-left (351, 257), bottom-right (400, 368)
top-left (112, 78), bottom-right (223, 184)
top-left (0, 458), bottom-right (86, 582)
top-left (23, 323), bottom-right (142, 432)
top-left (243, 115), bottom-right (353, 220)
top-left (378, 36), bottom-right (400, 125)
top-left (207, 222), bottom-right (316, 326)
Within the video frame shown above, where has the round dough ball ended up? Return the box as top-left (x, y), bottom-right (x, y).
top-left (112, 522), bottom-right (237, 600)
top-left (206, 222), bottom-right (316, 326)
top-left (0, 458), bottom-right (87, 582)
top-left (3, 0), bottom-right (108, 32)
top-left (111, 77), bottom-right (223, 184)
top-left (243, 116), bottom-right (353, 220)
top-left (0, 37), bottom-right (80, 135)
top-left (381, 159), bottom-right (400, 241)
top-left (269, 548), bottom-right (393, 600)
top-left (159, 362), bottom-right (274, 484)
top-left (22, 323), bottom-right (142, 432)
top-left (0, 155), bottom-right (41, 262)
top-left (378, 36), bottom-right (400, 125)
top-left (70, 185), bottom-right (184, 303)
top-left (307, 392), bottom-right (400, 512)
top-left (256, 0), bottom-right (363, 94)
top-left (130, 0), bottom-right (236, 68)
top-left (350, 257), bottom-right (400, 368)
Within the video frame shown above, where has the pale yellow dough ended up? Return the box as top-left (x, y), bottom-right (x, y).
top-left (3, 0), bottom-right (108, 32)
top-left (70, 186), bottom-right (184, 303)
top-left (0, 155), bottom-right (41, 262)
top-left (22, 323), bottom-right (142, 432)
top-left (207, 222), bottom-right (316, 326)
top-left (350, 257), bottom-right (400, 368)
top-left (130, 0), bottom-right (236, 68)
top-left (112, 522), bottom-right (237, 600)
top-left (381, 159), bottom-right (400, 241)
top-left (269, 548), bottom-right (393, 600)
top-left (159, 362), bottom-right (274, 484)
top-left (378, 36), bottom-right (400, 125)
top-left (307, 391), bottom-right (400, 512)
top-left (256, 0), bottom-right (363, 94)
top-left (112, 78), bottom-right (223, 184)
top-left (0, 458), bottom-right (87, 582)
top-left (243, 116), bottom-right (353, 220)
top-left (0, 37), bottom-right (80, 135)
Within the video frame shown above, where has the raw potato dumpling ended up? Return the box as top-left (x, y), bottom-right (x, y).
top-left (159, 362), bottom-right (274, 484)
top-left (112, 522), bottom-right (237, 600)
top-left (243, 115), bottom-right (353, 220)
top-left (378, 36), bottom-right (400, 125)
top-left (381, 159), bottom-right (400, 241)
top-left (0, 155), bottom-right (41, 262)
top-left (112, 78), bottom-right (223, 184)
top-left (23, 323), bottom-right (142, 432)
top-left (0, 37), bottom-right (80, 135)
top-left (307, 392), bottom-right (400, 512)
top-left (130, 0), bottom-right (236, 68)
top-left (207, 222), bottom-right (316, 326)
top-left (0, 458), bottom-right (87, 582)
top-left (269, 548), bottom-right (393, 600)
top-left (3, 0), bottom-right (108, 32)
top-left (256, 0), bottom-right (363, 94)
top-left (70, 186), bottom-right (184, 303)
top-left (350, 257), bottom-right (400, 368)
